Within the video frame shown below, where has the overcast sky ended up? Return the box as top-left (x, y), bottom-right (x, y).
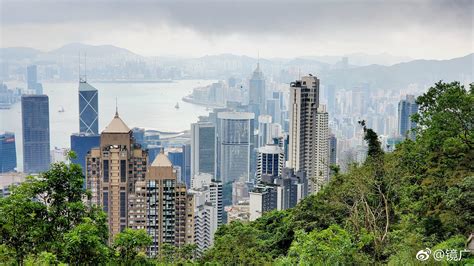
top-left (1, 0), bottom-right (472, 59)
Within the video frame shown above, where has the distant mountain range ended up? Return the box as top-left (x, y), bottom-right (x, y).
top-left (0, 43), bottom-right (472, 89)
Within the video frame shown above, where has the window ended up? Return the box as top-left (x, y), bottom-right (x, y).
top-left (120, 192), bottom-right (126, 218)
top-left (103, 160), bottom-right (109, 182)
top-left (103, 191), bottom-right (108, 212)
top-left (120, 160), bottom-right (127, 182)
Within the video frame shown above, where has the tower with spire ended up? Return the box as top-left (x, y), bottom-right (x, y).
top-left (248, 61), bottom-right (266, 113)
top-left (86, 111), bottom-right (148, 242)
top-left (78, 54), bottom-right (99, 134)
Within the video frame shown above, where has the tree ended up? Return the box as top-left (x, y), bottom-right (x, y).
top-left (112, 228), bottom-right (151, 264)
top-left (63, 217), bottom-right (109, 265)
top-left (283, 225), bottom-right (369, 265)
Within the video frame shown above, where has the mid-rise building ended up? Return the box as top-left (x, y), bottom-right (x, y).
top-left (0, 132), bottom-right (16, 173)
top-left (256, 144), bottom-right (284, 183)
top-left (22, 95), bottom-right (50, 173)
top-left (398, 95), bottom-right (418, 140)
top-left (257, 115), bottom-right (272, 148)
top-left (249, 184), bottom-right (278, 221)
top-left (216, 112), bottom-right (254, 183)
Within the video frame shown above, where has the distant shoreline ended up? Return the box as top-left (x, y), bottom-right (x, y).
top-left (92, 80), bottom-right (174, 83)
top-left (182, 95), bottom-right (225, 108)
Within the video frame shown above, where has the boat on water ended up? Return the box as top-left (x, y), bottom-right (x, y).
top-left (58, 106), bottom-right (65, 113)
top-left (175, 102), bottom-right (180, 109)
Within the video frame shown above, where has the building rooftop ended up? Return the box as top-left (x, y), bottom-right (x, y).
top-left (258, 144), bottom-right (284, 154)
top-left (78, 81), bottom-right (98, 92)
top-left (102, 112), bottom-right (131, 133)
top-left (151, 152), bottom-right (173, 167)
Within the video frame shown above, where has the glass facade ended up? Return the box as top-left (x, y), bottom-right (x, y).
top-left (21, 95), bottom-right (50, 173)
top-left (79, 82), bottom-right (99, 134)
top-left (70, 133), bottom-right (100, 177)
top-left (0, 132), bottom-right (17, 173)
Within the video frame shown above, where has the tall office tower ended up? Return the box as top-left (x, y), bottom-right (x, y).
top-left (22, 95), bottom-right (50, 173)
top-left (216, 112), bottom-right (254, 183)
top-left (27, 65), bottom-right (37, 90)
top-left (256, 144), bottom-right (284, 183)
top-left (191, 122), bottom-right (215, 179)
top-left (288, 75), bottom-right (322, 193)
top-left (257, 115), bottom-right (273, 148)
top-left (329, 133), bottom-right (337, 167)
top-left (398, 95), bottom-right (418, 140)
top-left (86, 111), bottom-right (148, 242)
top-left (248, 63), bottom-right (266, 112)
top-left (167, 146), bottom-right (185, 183)
top-left (184, 143), bottom-right (191, 188)
top-left (266, 98), bottom-right (282, 125)
top-left (249, 184), bottom-right (278, 221)
top-left (79, 80), bottom-right (99, 134)
top-left (26, 65), bottom-right (43, 94)
top-left (311, 105), bottom-right (329, 193)
top-left (70, 133), bottom-right (100, 177)
top-left (326, 85), bottom-right (335, 114)
top-left (0, 132), bottom-right (17, 173)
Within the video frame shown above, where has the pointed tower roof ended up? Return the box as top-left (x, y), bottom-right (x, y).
top-left (102, 112), bottom-right (131, 133)
top-left (251, 62), bottom-right (264, 80)
top-left (151, 151), bottom-right (173, 167)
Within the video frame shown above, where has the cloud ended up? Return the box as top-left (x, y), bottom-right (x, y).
top-left (0, 0), bottom-right (472, 58)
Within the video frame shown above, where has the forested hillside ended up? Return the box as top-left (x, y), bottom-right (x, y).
top-left (0, 81), bottom-right (472, 265)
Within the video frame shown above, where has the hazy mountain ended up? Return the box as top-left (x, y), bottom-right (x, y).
top-left (322, 53), bottom-right (473, 89)
top-left (47, 43), bottom-right (141, 59)
top-left (302, 53), bottom-right (413, 66)
top-left (0, 47), bottom-right (42, 61)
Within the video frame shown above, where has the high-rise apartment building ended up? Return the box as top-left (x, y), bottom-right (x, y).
top-left (288, 75), bottom-right (319, 188)
top-left (86, 111), bottom-right (148, 242)
top-left (0, 132), bottom-right (16, 173)
top-left (257, 115), bottom-right (272, 148)
top-left (398, 95), bottom-right (418, 140)
top-left (216, 112), bottom-right (254, 183)
top-left (311, 105), bottom-right (329, 193)
top-left (191, 122), bottom-right (215, 179)
top-left (22, 95), bottom-right (50, 173)
top-left (79, 81), bottom-right (99, 134)
top-left (256, 144), bottom-right (284, 183)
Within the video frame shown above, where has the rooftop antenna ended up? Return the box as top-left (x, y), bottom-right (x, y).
top-left (84, 52), bottom-right (87, 82)
top-left (78, 52), bottom-right (81, 82)
top-left (115, 97), bottom-right (119, 117)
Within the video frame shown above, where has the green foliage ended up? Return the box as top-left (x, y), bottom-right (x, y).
top-left (113, 228), bottom-right (152, 264)
top-left (208, 81), bottom-right (473, 265)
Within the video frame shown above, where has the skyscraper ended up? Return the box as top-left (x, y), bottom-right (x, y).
top-left (191, 122), bottom-right (215, 179)
top-left (248, 63), bottom-right (265, 112)
top-left (311, 105), bottom-right (329, 193)
top-left (256, 144), bottom-right (284, 183)
top-left (22, 95), bottom-right (50, 173)
top-left (70, 133), bottom-right (100, 177)
top-left (257, 114), bottom-right (272, 148)
top-left (398, 95), bottom-right (418, 140)
top-left (27, 65), bottom-right (43, 94)
top-left (0, 132), bottom-right (17, 173)
top-left (288, 75), bottom-right (326, 194)
top-left (216, 112), bottom-right (254, 183)
top-left (79, 81), bottom-right (99, 134)
top-left (86, 111), bottom-right (148, 242)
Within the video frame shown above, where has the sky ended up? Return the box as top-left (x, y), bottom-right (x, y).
top-left (0, 0), bottom-right (472, 59)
